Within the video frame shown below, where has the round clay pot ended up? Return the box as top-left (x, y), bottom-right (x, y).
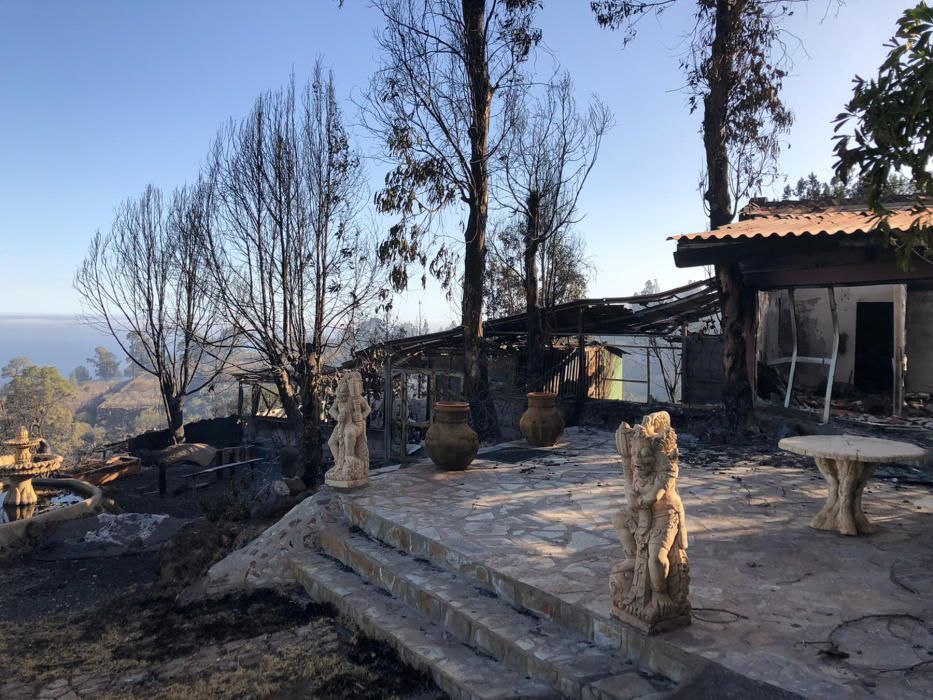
top-left (425, 402), bottom-right (479, 470)
top-left (520, 392), bottom-right (564, 447)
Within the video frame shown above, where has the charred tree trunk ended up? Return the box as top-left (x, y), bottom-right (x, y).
top-left (302, 333), bottom-right (326, 487)
top-left (703, 0), bottom-right (738, 231)
top-left (164, 393), bottom-right (185, 445)
top-left (463, 200), bottom-right (500, 440)
top-left (462, 0), bottom-right (501, 441)
top-left (718, 263), bottom-right (756, 430)
top-left (275, 367), bottom-right (306, 466)
top-left (704, 0), bottom-right (754, 430)
top-left (301, 388), bottom-right (324, 488)
top-left (524, 192), bottom-right (544, 392)
top-left (159, 377), bottom-right (185, 444)
top-left (524, 240), bottom-right (543, 391)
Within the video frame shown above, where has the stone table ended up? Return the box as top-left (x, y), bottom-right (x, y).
top-left (779, 434), bottom-right (927, 536)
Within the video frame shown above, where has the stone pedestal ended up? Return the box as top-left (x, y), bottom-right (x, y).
top-left (610, 553), bottom-right (691, 634)
top-left (323, 472), bottom-right (370, 490)
top-left (3, 477), bottom-right (37, 506)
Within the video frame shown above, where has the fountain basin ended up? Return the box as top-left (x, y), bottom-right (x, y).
top-left (0, 478), bottom-right (103, 556)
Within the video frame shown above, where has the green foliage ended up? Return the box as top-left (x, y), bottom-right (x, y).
top-left (123, 331), bottom-right (151, 378)
top-left (1, 357), bottom-right (32, 380)
top-left (70, 365), bottom-right (91, 384)
top-left (781, 171), bottom-right (916, 201)
top-left (833, 1), bottom-right (933, 262)
top-left (87, 346), bottom-right (120, 379)
top-left (72, 421), bottom-right (107, 452)
top-left (0, 364), bottom-right (76, 453)
top-left (132, 406), bottom-right (166, 436)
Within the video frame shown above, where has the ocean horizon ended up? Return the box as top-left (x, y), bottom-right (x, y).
top-left (0, 313), bottom-right (124, 377)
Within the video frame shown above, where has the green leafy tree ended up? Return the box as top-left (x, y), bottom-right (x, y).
top-left (1, 357), bottom-right (32, 380)
top-left (123, 332), bottom-right (151, 378)
top-left (0, 365), bottom-right (76, 452)
top-left (833, 1), bottom-right (933, 264)
top-left (70, 365), bottom-right (91, 384)
top-left (73, 422), bottom-right (107, 453)
top-left (781, 171), bottom-right (915, 201)
top-left (132, 406), bottom-right (166, 436)
top-left (87, 346), bottom-right (120, 379)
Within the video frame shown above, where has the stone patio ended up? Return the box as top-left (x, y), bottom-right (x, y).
top-left (201, 429), bottom-right (933, 699)
top-left (201, 426), bottom-right (932, 698)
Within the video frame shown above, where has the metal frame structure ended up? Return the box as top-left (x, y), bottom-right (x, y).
top-left (763, 287), bottom-right (840, 424)
top-left (381, 358), bottom-right (464, 466)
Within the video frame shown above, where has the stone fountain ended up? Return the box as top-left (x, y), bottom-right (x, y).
top-left (1, 427), bottom-right (63, 506)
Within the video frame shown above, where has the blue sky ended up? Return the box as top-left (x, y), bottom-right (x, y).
top-left (0, 0), bottom-right (915, 327)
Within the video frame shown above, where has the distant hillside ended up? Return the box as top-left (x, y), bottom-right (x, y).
top-left (66, 378), bottom-right (124, 413)
top-left (97, 375), bottom-right (162, 410)
top-left (73, 373), bottom-right (239, 444)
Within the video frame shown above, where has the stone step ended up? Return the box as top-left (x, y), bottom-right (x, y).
top-left (337, 497), bottom-right (703, 685)
top-left (320, 523), bottom-right (673, 700)
top-left (326, 501), bottom-right (801, 700)
top-left (289, 549), bottom-right (560, 700)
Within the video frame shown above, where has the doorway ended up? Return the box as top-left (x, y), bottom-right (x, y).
top-left (854, 302), bottom-right (893, 393)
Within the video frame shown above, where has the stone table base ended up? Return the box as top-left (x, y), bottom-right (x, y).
top-left (811, 457), bottom-right (877, 536)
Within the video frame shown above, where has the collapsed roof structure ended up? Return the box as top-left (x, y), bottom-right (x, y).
top-left (352, 278), bottom-right (720, 361)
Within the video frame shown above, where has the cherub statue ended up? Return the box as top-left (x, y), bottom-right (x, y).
top-left (610, 411), bottom-right (690, 633)
top-left (325, 372), bottom-right (371, 489)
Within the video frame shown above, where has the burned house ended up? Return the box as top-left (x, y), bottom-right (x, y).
top-left (672, 200), bottom-right (933, 422)
top-left (350, 281), bottom-right (721, 463)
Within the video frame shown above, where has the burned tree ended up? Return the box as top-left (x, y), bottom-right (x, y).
top-left (75, 182), bottom-right (226, 443)
top-left (205, 65), bottom-right (383, 486)
top-left (592, 0), bottom-right (815, 429)
top-left (364, 0), bottom-right (542, 440)
top-left (495, 74), bottom-right (611, 390)
top-left (485, 224), bottom-right (591, 318)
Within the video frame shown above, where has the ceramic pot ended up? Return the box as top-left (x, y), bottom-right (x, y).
top-left (520, 392), bottom-right (564, 447)
top-left (425, 402), bottom-right (479, 470)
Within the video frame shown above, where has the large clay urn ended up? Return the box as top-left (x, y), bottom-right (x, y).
top-left (520, 392), bottom-right (564, 447)
top-left (425, 402), bottom-right (479, 470)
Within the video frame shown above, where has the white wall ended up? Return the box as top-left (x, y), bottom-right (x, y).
top-left (758, 284), bottom-right (909, 391)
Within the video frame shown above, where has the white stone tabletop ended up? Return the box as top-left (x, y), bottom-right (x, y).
top-left (778, 434), bottom-right (928, 463)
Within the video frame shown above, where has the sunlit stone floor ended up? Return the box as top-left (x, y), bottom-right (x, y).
top-left (345, 426), bottom-right (933, 699)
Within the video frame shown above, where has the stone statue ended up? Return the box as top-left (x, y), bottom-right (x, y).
top-left (610, 411), bottom-right (691, 633)
top-left (325, 372), bottom-right (371, 490)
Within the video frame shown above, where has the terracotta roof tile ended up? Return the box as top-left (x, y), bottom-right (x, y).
top-left (671, 201), bottom-right (931, 242)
